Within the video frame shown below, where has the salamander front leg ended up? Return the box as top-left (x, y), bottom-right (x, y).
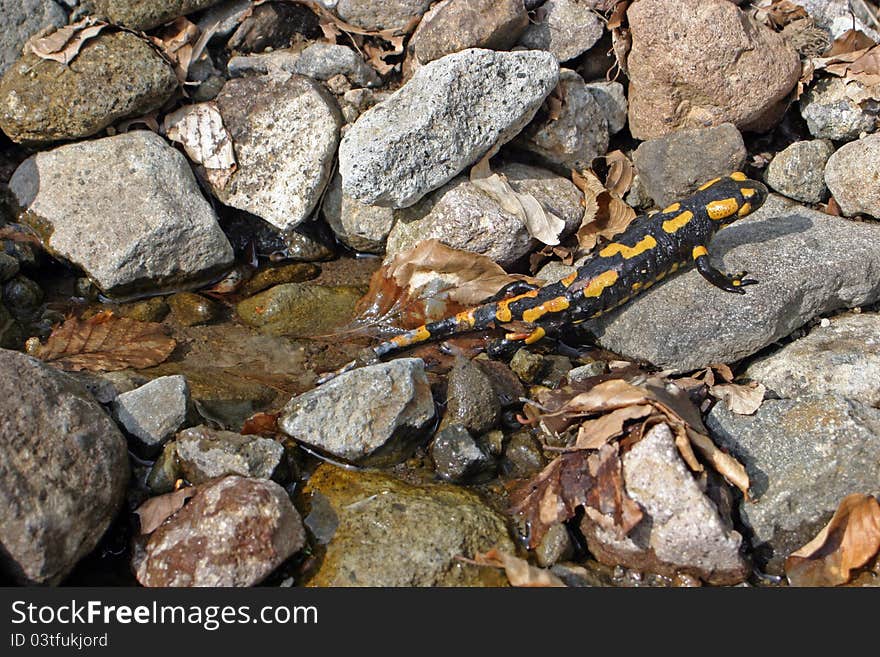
top-left (692, 246), bottom-right (757, 295)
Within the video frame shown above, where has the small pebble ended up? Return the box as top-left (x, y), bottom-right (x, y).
top-left (167, 292), bottom-right (220, 326)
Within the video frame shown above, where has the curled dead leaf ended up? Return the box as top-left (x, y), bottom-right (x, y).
top-left (573, 169), bottom-right (637, 252)
top-left (785, 494), bottom-right (880, 586)
top-left (465, 548), bottom-right (566, 587)
top-left (149, 16), bottom-right (200, 84)
top-left (134, 487), bottom-right (198, 535)
top-left (601, 150), bottom-right (634, 198)
top-left (26, 311), bottom-right (176, 372)
top-left (164, 102), bottom-right (237, 190)
top-left (26, 17), bottom-right (107, 65)
top-left (710, 381), bottom-right (766, 415)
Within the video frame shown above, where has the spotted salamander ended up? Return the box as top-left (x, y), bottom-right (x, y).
top-left (370, 172), bottom-right (768, 360)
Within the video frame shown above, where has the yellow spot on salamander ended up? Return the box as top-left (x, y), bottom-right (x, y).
top-left (454, 310), bottom-right (476, 327)
top-left (706, 198), bottom-right (739, 220)
top-left (495, 289), bottom-right (539, 322)
top-left (599, 235), bottom-right (657, 259)
top-left (522, 296), bottom-right (570, 323)
top-left (524, 327), bottom-right (546, 345)
top-left (737, 202), bottom-right (752, 217)
top-left (692, 246), bottom-right (708, 260)
top-left (391, 326), bottom-right (431, 347)
top-left (730, 171), bottom-right (748, 181)
top-left (662, 202), bottom-right (681, 213)
top-left (662, 210), bottom-right (694, 234)
top-left (698, 177), bottom-right (722, 191)
top-left (732, 279), bottom-right (742, 286)
top-left (582, 270), bottom-right (619, 298)
top-left (631, 281), bottom-right (643, 292)
top-left (560, 271), bottom-right (578, 287)
top-left (740, 188), bottom-right (756, 198)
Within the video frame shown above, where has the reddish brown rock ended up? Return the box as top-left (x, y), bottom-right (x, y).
top-left (136, 476), bottom-right (305, 587)
top-left (626, 0), bottom-right (800, 139)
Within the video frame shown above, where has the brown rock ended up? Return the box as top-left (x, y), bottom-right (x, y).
top-left (626, 0), bottom-right (800, 139)
top-left (136, 476), bottom-right (305, 587)
top-left (408, 0), bottom-right (528, 66)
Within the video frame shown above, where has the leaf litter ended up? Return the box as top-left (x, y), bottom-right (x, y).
top-left (26, 16), bottom-right (107, 65)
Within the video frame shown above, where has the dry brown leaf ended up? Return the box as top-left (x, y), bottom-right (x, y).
top-left (26, 17), bottom-right (107, 65)
top-left (710, 381), bottom-right (766, 415)
top-left (686, 428), bottom-right (750, 497)
top-left (150, 16), bottom-right (200, 83)
top-left (467, 548), bottom-right (566, 587)
top-left (602, 150), bottom-right (634, 197)
top-left (575, 404), bottom-right (654, 449)
top-left (240, 411), bottom-right (282, 436)
top-left (785, 494), bottom-right (880, 586)
top-left (826, 29), bottom-right (878, 57)
top-left (164, 102), bottom-right (237, 189)
top-left (762, 1), bottom-right (809, 30)
top-left (26, 311), bottom-right (176, 372)
top-left (582, 442), bottom-right (644, 537)
top-left (135, 487), bottom-right (197, 535)
top-left (471, 157), bottom-right (565, 246)
top-left (351, 239), bottom-right (539, 332)
top-left (574, 169), bottom-right (638, 252)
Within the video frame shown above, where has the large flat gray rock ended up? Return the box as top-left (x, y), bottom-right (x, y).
top-left (339, 48), bottom-right (558, 208)
top-left (9, 131), bottom-right (233, 297)
top-left (593, 195), bottom-right (880, 371)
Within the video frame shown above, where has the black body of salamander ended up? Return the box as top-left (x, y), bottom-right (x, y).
top-left (371, 173), bottom-right (769, 360)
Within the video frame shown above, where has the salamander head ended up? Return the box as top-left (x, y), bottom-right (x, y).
top-left (698, 173), bottom-right (769, 230)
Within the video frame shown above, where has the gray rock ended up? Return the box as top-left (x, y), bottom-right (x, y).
top-left (9, 131), bottom-right (233, 297)
top-left (136, 476), bottom-right (305, 587)
top-left (0, 349), bottom-right (129, 584)
top-left (407, 0), bottom-right (528, 66)
top-left (593, 195), bottom-right (880, 371)
top-left (706, 397), bottom-right (880, 573)
top-left (627, 0), bottom-right (800, 139)
top-left (0, 252), bottom-right (19, 282)
top-left (0, 31), bottom-right (177, 144)
top-left (112, 375), bottom-right (192, 455)
top-left (517, 0), bottom-right (605, 63)
top-left (385, 162), bottom-right (582, 267)
top-left (824, 133), bottom-right (880, 217)
top-left (212, 75), bottom-right (341, 231)
top-left (305, 464), bottom-right (513, 586)
top-left (442, 356), bottom-right (500, 435)
top-left (581, 424), bottom-right (748, 585)
top-left (228, 43), bottom-right (380, 88)
top-left (334, 0), bottom-right (433, 31)
top-left (81, 0), bottom-right (224, 31)
top-left (67, 370), bottom-right (148, 405)
top-left (339, 48), bottom-right (559, 208)
top-left (534, 522), bottom-right (574, 568)
top-left (0, 0), bottom-right (67, 77)
top-left (567, 360), bottom-right (607, 382)
top-left (279, 358), bottom-right (435, 466)
top-left (321, 171), bottom-right (395, 253)
top-left (632, 123), bottom-right (748, 207)
top-left (800, 77), bottom-right (878, 142)
top-left (746, 312), bottom-right (880, 406)
top-left (501, 431), bottom-right (545, 478)
top-left (196, 0), bottom-right (251, 40)
top-left (174, 425), bottom-right (285, 484)
top-left (765, 139), bottom-right (834, 203)
top-left (430, 425), bottom-right (492, 483)
top-left (585, 80), bottom-right (627, 136)
top-left (798, 0), bottom-right (880, 41)
top-left (517, 68), bottom-right (609, 171)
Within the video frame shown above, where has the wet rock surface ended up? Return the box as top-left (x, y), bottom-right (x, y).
top-left (626, 0), bottom-right (800, 139)
top-left (0, 349), bottom-right (129, 584)
top-left (339, 48), bottom-right (559, 207)
top-left (594, 196), bottom-right (880, 371)
top-left (280, 359), bottom-right (435, 466)
top-left (632, 123), bottom-right (747, 207)
top-left (211, 75), bottom-right (341, 231)
top-left (824, 133), bottom-right (880, 218)
top-left (0, 31), bottom-right (177, 144)
top-left (136, 476), bottom-right (305, 587)
top-left (236, 282), bottom-right (362, 337)
top-left (9, 131), bottom-right (233, 297)
top-left (304, 465), bottom-right (513, 586)
top-left (707, 397), bottom-right (880, 574)
top-left (430, 425), bottom-right (492, 483)
top-left (745, 312), bottom-right (880, 406)
top-left (581, 424), bottom-right (749, 585)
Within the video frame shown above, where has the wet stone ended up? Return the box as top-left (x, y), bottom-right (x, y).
top-left (237, 262), bottom-right (321, 297)
top-left (304, 465), bottom-right (513, 586)
top-left (0, 303), bottom-right (22, 349)
top-left (764, 139), bottom-right (834, 204)
top-left (0, 252), bottom-right (22, 282)
top-left (280, 358), bottom-right (435, 467)
top-left (235, 283), bottom-right (362, 337)
top-left (112, 375), bottom-right (193, 457)
top-left (501, 430), bottom-right (545, 479)
top-left (538, 354), bottom-right (572, 389)
top-left (136, 475), bottom-right (305, 587)
top-left (430, 424), bottom-right (492, 483)
top-left (632, 123), bottom-right (748, 207)
top-left (0, 349), bottom-right (129, 584)
top-left (2, 274), bottom-right (42, 315)
top-left (442, 356), bottom-right (501, 435)
top-left (167, 292), bottom-right (220, 327)
top-left (117, 297), bottom-right (170, 323)
top-left (510, 348), bottom-right (545, 384)
top-left (535, 522), bottom-right (574, 568)
top-left (173, 425), bottom-right (286, 485)
top-left (0, 31), bottom-right (178, 144)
